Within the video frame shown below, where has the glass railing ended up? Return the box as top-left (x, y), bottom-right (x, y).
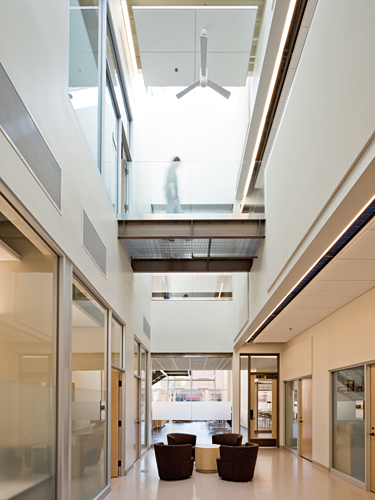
top-left (119, 161), bottom-right (265, 215)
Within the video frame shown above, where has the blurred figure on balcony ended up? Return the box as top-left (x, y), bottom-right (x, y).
top-left (165, 156), bottom-right (182, 213)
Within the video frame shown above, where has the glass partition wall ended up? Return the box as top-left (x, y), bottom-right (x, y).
top-left (332, 366), bottom-right (365, 483)
top-left (71, 278), bottom-right (108, 500)
top-left (285, 380), bottom-right (298, 452)
top-left (0, 207), bottom-right (58, 500)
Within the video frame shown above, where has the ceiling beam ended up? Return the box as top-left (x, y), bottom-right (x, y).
top-left (118, 218), bottom-right (265, 239)
top-left (131, 258), bottom-right (253, 273)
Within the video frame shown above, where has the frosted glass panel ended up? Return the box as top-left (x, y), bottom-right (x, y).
top-left (71, 279), bottom-right (107, 500)
top-left (111, 319), bottom-right (122, 368)
top-left (240, 356), bottom-right (249, 442)
top-left (332, 367), bottom-right (365, 482)
top-left (0, 210), bottom-right (57, 500)
top-left (285, 380), bottom-right (298, 450)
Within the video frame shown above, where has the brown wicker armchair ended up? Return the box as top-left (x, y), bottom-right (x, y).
top-left (216, 442), bottom-right (259, 482)
top-left (154, 443), bottom-right (194, 481)
top-left (167, 433), bottom-right (196, 459)
top-left (212, 433), bottom-right (243, 446)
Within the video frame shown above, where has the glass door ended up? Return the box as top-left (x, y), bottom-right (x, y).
top-left (241, 355), bottom-right (278, 447)
top-left (71, 278), bottom-right (107, 500)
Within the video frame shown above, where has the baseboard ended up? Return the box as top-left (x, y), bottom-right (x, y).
top-left (313, 460), bottom-right (330, 472)
top-left (125, 463), bottom-right (135, 475)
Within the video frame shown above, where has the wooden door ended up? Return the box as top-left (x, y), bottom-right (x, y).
top-left (300, 377), bottom-right (312, 461)
top-left (111, 369), bottom-right (119, 478)
top-left (370, 365), bottom-right (375, 492)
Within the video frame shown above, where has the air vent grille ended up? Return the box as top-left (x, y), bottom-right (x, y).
top-left (82, 210), bottom-right (107, 276)
top-left (143, 316), bottom-right (151, 339)
top-left (0, 63), bottom-right (62, 210)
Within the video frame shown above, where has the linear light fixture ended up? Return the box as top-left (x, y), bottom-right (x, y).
top-left (241, 0), bottom-right (297, 208)
top-left (0, 239), bottom-right (21, 261)
top-left (246, 193), bottom-right (375, 341)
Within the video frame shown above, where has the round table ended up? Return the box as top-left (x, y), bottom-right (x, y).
top-left (195, 444), bottom-right (220, 473)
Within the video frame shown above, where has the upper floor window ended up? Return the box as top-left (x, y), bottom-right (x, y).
top-left (69, 0), bottom-right (132, 213)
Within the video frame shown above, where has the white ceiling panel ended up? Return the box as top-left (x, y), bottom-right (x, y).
top-left (133, 9), bottom-right (195, 52)
top-left (133, 6), bottom-right (257, 87)
top-left (260, 323), bottom-right (307, 336)
top-left (272, 316), bottom-right (323, 328)
top-left (173, 357), bottom-right (190, 370)
top-left (141, 52), bottom-right (195, 87)
top-left (253, 335), bottom-right (293, 343)
top-left (194, 52), bottom-right (250, 86)
top-left (339, 230), bottom-right (375, 260)
top-left (281, 307), bottom-right (337, 318)
top-left (290, 294), bottom-right (356, 309)
top-left (319, 260), bottom-right (375, 281)
top-left (152, 355), bottom-right (232, 371)
top-left (195, 8), bottom-right (257, 53)
top-left (303, 280), bottom-right (375, 297)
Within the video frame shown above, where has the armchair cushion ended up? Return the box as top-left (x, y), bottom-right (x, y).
top-left (167, 433), bottom-right (196, 459)
top-left (154, 443), bottom-right (194, 481)
top-left (217, 443), bottom-right (259, 482)
top-left (212, 433), bottom-right (242, 446)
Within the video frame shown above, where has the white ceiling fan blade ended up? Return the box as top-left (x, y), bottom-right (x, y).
top-left (176, 80), bottom-right (200, 99)
top-left (207, 79), bottom-right (231, 99)
top-left (200, 34), bottom-right (207, 76)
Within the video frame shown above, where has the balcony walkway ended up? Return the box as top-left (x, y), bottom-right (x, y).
top-left (118, 213), bottom-right (265, 272)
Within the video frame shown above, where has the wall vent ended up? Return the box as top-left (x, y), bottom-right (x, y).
top-left (0, 63), bottom-right (62, 210)
top-left (143, 315), bottom-right (151, 339)
top-left (82, 210), bottom-right (107, 276)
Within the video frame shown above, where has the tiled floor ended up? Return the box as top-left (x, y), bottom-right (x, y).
top-left (108, 447), bottom-right (374, 500)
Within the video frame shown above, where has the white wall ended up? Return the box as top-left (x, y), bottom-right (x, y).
top-left (278, 284), bottom-right (375, 469)
top-left (151, 300), bottom-right (233, 353)
top-left (0, 0), bottom-right (150, 473)
top-left (236, 0), bottom-right (375, 347)
top-left (151, 273), bottom-right (249, 353)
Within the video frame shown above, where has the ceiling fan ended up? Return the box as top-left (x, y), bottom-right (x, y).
top-left (176, 28), bottom-right (231, 100)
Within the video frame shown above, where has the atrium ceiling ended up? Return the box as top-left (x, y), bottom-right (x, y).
top-left (127, 0), bottom-right (266, 74)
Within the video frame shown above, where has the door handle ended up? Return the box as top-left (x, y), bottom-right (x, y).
top-left (370, 432), bottom-right (375, 436)
top-left (300, 420), bottom-right (303, 423)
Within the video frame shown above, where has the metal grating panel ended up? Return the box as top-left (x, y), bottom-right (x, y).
top-left (124, 238), bottom-right (261, 260)
top-left (124, 239), bottom-right (209, 259)
top-left (0, 63), bottom-right (62, 210)
top-left (82, 210), bottom-right (107, 276)
top-left (210, 239), bottom-right (260, 257)
top-left (143, 315), bottom-right (151, 339)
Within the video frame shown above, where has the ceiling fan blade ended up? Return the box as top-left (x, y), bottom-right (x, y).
top-left (200, 34), bottom-right (207, 76)
top-left (207, 79), bottom-right (231, 99)
top-left (176, 80), bottom-right (200, 99)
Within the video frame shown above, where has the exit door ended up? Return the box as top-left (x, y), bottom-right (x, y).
top-left (250, 375), bottom-right (278, 446)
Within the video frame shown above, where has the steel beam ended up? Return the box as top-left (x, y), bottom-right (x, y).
top-left (131, 258), bottom-right (253, 273)
top-left (118, 219), bottom-right (265, 239)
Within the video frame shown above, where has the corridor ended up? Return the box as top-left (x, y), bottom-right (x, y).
top-left (108, 448), bottom-right (373, 500)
